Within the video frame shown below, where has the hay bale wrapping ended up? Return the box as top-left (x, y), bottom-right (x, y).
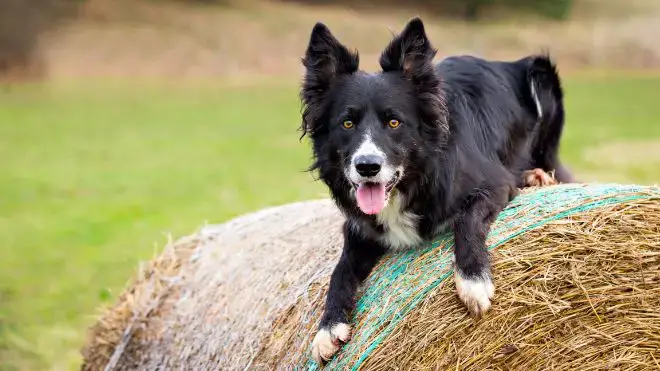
top-left (81, 183), bottom-right (660, 370)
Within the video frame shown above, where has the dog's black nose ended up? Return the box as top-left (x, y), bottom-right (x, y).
top-left (354, 155), bottom-right (383, 177)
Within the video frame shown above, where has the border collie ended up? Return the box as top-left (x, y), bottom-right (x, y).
top-left (299, 17), bottom-right (572, 363)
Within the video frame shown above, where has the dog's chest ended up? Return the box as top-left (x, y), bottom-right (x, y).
top-left (376, 194), bottom-right (423, 250)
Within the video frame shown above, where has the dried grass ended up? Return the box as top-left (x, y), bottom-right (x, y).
top-left (361, 199), bottom-right (660, 370)
top-left (41, 0), bottom-right (660, 80)
top-left (81, 184), bottom-right (660, 371)
top-left (81, 199), bottom-right (345, 370)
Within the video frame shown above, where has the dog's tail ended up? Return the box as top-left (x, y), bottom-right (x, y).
top-left (526, 54), bottom-right (573, 183)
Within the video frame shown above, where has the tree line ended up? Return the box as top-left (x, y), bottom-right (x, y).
top-left (0, 0), bottom-right (573, 79)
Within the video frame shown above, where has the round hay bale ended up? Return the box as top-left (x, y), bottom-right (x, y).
top-left (81, 183), bottom-right (660, 371)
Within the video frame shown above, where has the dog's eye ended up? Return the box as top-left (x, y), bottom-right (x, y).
top-left (342, 120), bottom-right (354, 129)
top-left (388, 119), bottom-right (401, 128)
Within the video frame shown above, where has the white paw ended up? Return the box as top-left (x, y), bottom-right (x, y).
top-left (311, 322), bottom-right (352, 363)
top-left (455, 270), bottom-right (495, 317)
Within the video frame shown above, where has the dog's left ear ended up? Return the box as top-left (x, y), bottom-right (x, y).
top-left (300, 22), bottom-right (359, 138)
top-left (302, 22), bottom-right (359, 82)
top-left (379, 17), bottom-right (436, 79)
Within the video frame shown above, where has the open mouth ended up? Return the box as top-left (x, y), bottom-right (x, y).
top-left (352, 171), bottom-right (401, 215)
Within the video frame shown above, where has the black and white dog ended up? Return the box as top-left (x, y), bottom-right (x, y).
top-left (299, 17), bottom-right (572, 362)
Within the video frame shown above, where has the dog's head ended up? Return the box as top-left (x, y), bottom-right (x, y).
top-left (300, 17), bottom-right (448, 216)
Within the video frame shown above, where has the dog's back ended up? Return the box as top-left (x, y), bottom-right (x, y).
top-left (437, 54), bottom-right (572, 183)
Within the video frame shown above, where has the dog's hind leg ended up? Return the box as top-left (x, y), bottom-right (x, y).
top-left (521, 168), bottom-right (558, 187)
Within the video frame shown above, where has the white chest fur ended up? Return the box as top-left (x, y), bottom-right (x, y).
top-left (376, 192), bottom-right (422, 250)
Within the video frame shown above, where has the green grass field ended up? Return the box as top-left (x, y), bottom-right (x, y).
top-left (1, 73), bottom-right (660, 370)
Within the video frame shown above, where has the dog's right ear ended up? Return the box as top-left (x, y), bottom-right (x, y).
top-left (300, 23), bottom-right (359, 138)
top-left (381, 18), bottom-right (449, 138)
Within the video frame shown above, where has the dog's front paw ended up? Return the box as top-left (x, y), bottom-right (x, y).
top-left (455, 271), bottom-right (495, 317)
top-left (311, 322), bottom-right (352, 363)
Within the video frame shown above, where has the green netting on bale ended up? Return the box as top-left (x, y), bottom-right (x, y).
top-left (300, 183), bottom-right (660, 370)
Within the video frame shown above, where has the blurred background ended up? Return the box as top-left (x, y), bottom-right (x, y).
top-left (1, 0), bottom-right (659, 370)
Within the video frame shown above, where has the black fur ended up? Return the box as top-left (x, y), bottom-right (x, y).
top-left (300, 17), bottom-right (571, 361)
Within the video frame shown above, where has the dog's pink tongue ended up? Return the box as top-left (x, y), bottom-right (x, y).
top-left (356, 183), bottom-right (386, 215)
